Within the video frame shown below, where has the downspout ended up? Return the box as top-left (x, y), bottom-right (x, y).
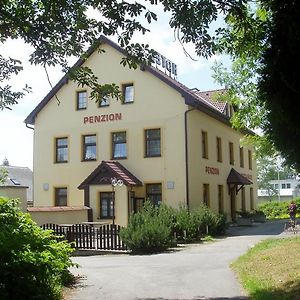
top-left (184, 108), bottom-right (195, 211)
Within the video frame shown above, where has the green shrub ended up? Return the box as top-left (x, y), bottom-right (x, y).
top-left (120, 201), bottom-right (175, 254)
top-left (0, 197), bottom-right (74, 300)
top-left (258, 198), bottom-right (300, 219)
top-left (173, 206), bottom-right (200, 242)
top-left (194, 205), bottom-right (227, 236)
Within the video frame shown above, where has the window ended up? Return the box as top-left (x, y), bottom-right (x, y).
top-left (76, 91), bottom-right (87, 110)
top-left (146, 183), bottom-right (162, 206)
top-left (250, 187), bottom-right (254, 210)
top-left (229, 142), bottom-right (234, 165)
top-left (239, 147), bottom-right (244, 168)
top-left (145, 129), bottom-right (161, 157)
top-left (100, 192), bottom-right (114, 218)
top-left (248, 150), bottom-right (252, 170)
top-left (82, 134), bottom-right (96, 161)
top-left (112, 132), bottom-right (127, 159)
top-left (218, 185), bottom-right (224, 213)
top-left (216, 137), bottom-right (222, 162)
top-left (275, 183), bottom-right (279, 190)
top-left (282, 183), bottom-right (286, 189)
top-left (202, 131), bottom-right (208, 159)
top-left (122, 83), bottom-right (134, 103)
top-left (203, 184), bottom-right (210, 207)
top-left (99, 96), bottom-right (109, 107)
top-left (241, 187), bottom-right (246, 211)
top-left (55, 137), bottom-right (68, 163)
top-left (287, 183), bottom-right (291, 189)
top-left (55, 188), bottom-right (67, 206)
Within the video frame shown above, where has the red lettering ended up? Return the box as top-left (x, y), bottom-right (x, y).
top-left (94, 115), bottom-right (101, 123)
top-left (83, 117), bottom-right (89, 124)
top-left (100, 115), bottom-right (106, 122)
top-left (115, 113), bottom-right (122, 121)
top-left (109, 114), bottom-right (115, 121)
top-left (89, 116), bottom-right (93, 123)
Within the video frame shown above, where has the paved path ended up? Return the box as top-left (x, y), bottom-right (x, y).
top-left (68, 220), bottom-right (288, 300)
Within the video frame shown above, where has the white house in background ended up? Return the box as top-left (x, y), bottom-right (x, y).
top-left (257, 178), bottom-right (300, 203)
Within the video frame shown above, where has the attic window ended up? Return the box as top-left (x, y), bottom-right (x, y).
top-left (10, 178), bottom-right (20, 185)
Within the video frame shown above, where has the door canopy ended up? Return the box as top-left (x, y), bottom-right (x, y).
top-left (227, 168), bottom-right (252, 194)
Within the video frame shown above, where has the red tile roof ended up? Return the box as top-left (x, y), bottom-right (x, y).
top-left (78, 160), bottom-right (143, 189)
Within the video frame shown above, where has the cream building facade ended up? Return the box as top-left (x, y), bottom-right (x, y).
top-left (25, 36), bottom-right (257, 226)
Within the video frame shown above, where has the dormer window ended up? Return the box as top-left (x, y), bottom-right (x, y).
top-left (122, 84), bottom-right (134, 103)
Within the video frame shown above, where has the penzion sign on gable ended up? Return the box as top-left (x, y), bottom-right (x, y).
top-left (83, 113), bottom-right (122, 124)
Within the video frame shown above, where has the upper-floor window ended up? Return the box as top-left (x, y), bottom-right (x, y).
top-left (282, 183), bottom-right (286, 189)
top-left (99, 96), bottom-right (109, 107)
top-left (145, 129), bottom-right (161, 157)
top-left (55, 187), bottom-right (67, 206)
top-left (248, 149), bottom-right (252, 170)
top-left (77, 91), bottom-right (87, 110)
top-left (55, 137), bottom-right (68, 163)
top-left (202, 131), bottom-right (208, 159)
top-left (122, 83), bottom-right (134, 103)
top-left (216, 137), bottom-right (222, 162)
top-left (229, 142), bottom-right (234, 165)
top-left (82, 134), bottom-right (96, 161)
top-left (146, 183), bottom-right (162, 206)
top-left (287, 183), bottom-right (291, 188)
top-left (112, 131), bottom-right (127, 159)
top-left (239, 147), bottom-right (244, 168)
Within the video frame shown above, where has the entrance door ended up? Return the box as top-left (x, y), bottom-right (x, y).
top-left (230, 190), bottom-right (236, 222)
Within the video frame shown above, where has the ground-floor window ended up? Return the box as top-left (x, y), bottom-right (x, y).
top-left (241, 187), bottom-right (246, 211)
top-left (218, 185), bottom-right (224, 213)
top-left (100, 192), bottom-right (114, 218)
top-left (203, 184), bottom-right (210, 207)
top-left (250, 187), bottom-right (254, 210)
top-left (55, 187), bottom-right (67, 206)
top-left (146, 183), bottom-right (162, 206)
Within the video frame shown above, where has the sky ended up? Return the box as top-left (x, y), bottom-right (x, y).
top-left (0, 6), bottom-right (229, 170)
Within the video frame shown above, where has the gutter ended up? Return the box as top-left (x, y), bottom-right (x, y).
top-left (184, 107), bottom-right (195, 211)
top-left (26, 123), bottom-right (34, 130)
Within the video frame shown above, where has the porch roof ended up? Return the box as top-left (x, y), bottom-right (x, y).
top-left (78, 160), bottom-right (143, 189)
top-left (227, 168), bottom-right (252, 185)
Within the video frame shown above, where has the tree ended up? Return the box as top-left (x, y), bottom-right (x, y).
top-left (1, 1), bottom-right (299, 169)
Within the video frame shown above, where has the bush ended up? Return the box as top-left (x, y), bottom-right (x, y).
top-left (0, 197), bottom-right (74, 300)
top-left (120, 201), bottom-right (175, 254)
top-left (258, 198), bottom-right (300, 219)
top-left (173, 206), bottom-right (200, 242)
top-left (194, 205), bottom-right (227, 236)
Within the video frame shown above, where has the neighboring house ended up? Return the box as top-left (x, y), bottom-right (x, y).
top-left (0, 163), bottom-right (33, 212)
top-left (257, 179), bottom-right (300, 203)
top-left (25, 36), bottom-right (257, 226)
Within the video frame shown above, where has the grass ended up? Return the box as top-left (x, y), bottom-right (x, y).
top-left (232, 236), bottom-right (300, 300)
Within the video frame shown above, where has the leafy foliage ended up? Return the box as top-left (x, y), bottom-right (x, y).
top-left (119, 201), bottom-right (175, 254)
top-left (120, 201), bottom-right (227, 253)
top-left (258, 198), bottom-right (300, 220)
top-left (0, 167), bottom-right (8, 185)
top-left (0, 197), bottom-right (74, 300)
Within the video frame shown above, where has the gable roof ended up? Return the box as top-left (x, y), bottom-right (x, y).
top-left (24, 35), bottom-right (231, 126)
top-left (78, 160), bottom-right (143, 189)
top-left (0, 165), bottom-right (33, 200)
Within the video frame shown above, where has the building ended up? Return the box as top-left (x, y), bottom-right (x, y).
top-left (257, 178), bottom-right (300, 203)
top-left (0, 159), bottom-right (33, 212)
top-left (25, 36), bottom-right (257, 226)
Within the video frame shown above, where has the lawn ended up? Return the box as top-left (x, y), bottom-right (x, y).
top-left (232, 236), bottom-right (300, 300)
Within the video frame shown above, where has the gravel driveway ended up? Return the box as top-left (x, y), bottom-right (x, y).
top-left (67, 220), bottom-right (287, 300)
